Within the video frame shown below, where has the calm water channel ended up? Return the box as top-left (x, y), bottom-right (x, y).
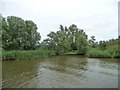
top-left (2, 55), bottom-right (119, 88)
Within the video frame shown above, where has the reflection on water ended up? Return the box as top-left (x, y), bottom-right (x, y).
top-left (2, 56), bottom-right (118, 88)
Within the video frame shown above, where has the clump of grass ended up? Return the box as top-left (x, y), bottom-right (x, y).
top-left (2, 49), bottom-right (56, 60)
top-left (87, 48), bottom-right (112, 58)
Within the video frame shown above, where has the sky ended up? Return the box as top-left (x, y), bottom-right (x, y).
top-left (1, 0), bottom-right (119, 41)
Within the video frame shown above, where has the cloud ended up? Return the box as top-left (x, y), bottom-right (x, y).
top-left (1, 0), bottom-right (119, 41)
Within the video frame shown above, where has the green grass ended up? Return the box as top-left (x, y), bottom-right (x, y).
top-left (2, 49), bottom-right (56, 60)
top-left (87, 48), bottom-right (112, 58)
top-left (1, 48), bottom-right (119, 60)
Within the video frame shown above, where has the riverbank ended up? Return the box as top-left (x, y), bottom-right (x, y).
top-left (1, 48), bottom-right (119, 60)
top-left (87, 48), bottom-right (119, 58)
top-left (2, 49), bottom-right (56, 60)
top-left (64, 49), bottom-right (119, 58)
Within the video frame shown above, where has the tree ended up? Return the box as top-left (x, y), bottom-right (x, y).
top-left (25, 20), bottom-right (41, 49)
top-left (7, 16), bottom-right (26, 50)
top-left (2, 17), bottom-right (11, 50)
top-left (99, 40), bottom-right (107, 50)
top-left (2, 16), bottom-right (41, 50)
top-left (89, 36), bottom-right (97, 48)
top-left (43, 24), bottom-right (88, 55)
top-left (75, 30), bottom-right (88, 54)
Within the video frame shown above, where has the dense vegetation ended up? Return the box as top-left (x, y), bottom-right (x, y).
top-left (2, 16), bottom-right (41, 50)
top-left (41, 24), bottom-right (88, 55)
top-left (1, 16), bottom-right (120, 60)
top-left (88, 36), bottom-right (120, 58)
top-left (2, 49), bottom-right (55, 60)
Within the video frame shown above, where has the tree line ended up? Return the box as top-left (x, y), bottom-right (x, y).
top-left (1, 16), bottom-right (120, 57)
top-left (88, 35), bottom-right (120, 57)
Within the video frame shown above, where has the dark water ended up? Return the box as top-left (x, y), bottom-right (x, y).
top-left (2, 56), bottom-right (118, 88)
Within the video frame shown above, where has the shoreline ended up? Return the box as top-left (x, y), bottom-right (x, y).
top-left (1, 50), bottom-right (119, 61)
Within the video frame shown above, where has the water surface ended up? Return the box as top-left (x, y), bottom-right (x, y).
top-left (2, 56), bottom-right (118, 88)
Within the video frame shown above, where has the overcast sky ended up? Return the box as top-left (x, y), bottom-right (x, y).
top-left (1, 0), bottom-right (119, 41)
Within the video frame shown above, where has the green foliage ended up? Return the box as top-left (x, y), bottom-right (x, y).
top-left (88, 36), bottom-right (120, 58)
top-left (2, 16), bottom-right (41, 50)
top-left (64, 50), bottom-right (79, 55)
top-left (89, 36), bottom-right (98, 48)
top-left (2, 49), bottom-right (56, 60)
top-left (88, 48), bottom-right (112, 58)
top-left (1, 15), bottom-right (119, 59)
top-left (98, 38), bottom-right (120, 58)
top-left (42, 24), bottom-right (88, 55)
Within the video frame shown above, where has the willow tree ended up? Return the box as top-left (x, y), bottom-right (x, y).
top-left (2, 16), bottom-right (41, 50)
top-left (43, 24), bottom-right (88, 55)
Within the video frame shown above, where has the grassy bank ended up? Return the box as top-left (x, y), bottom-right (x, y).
top-left (87, 48), bottom-right (119, 58)
top-left (1, 48), bottom-right (119, 60)
top-left (64, 49), bottom-right (114, 58)
top-left (64, 50), bottom-right (79, 55)
top-left (2, 49), bottom-right (56, 60)
top-left (87, 49), bottom-right (111, 58)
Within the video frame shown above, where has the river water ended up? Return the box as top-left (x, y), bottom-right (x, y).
top-left (2, 55), bottom-right (118, 88)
